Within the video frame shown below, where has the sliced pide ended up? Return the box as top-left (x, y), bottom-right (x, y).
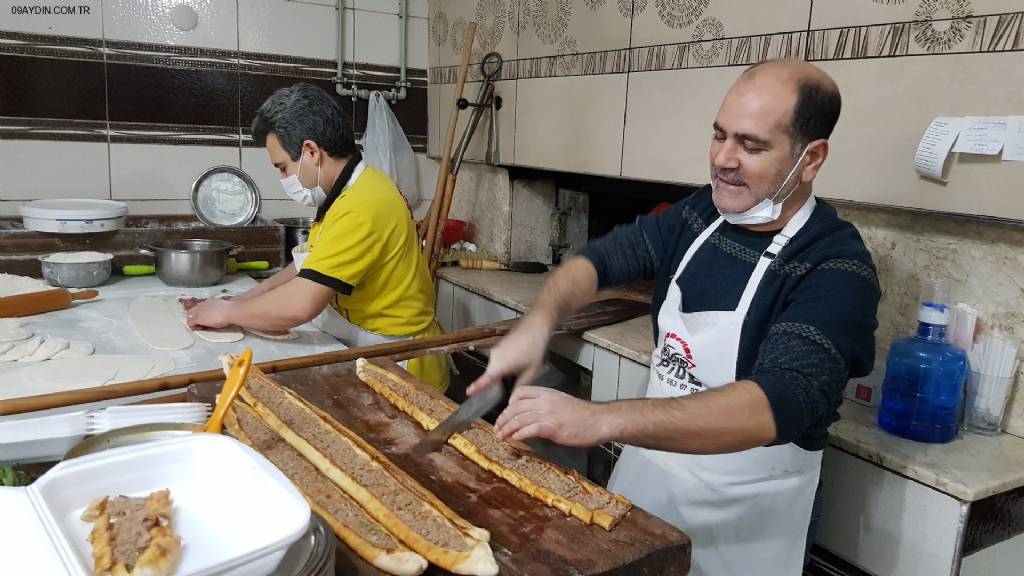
top-left (224, 403), bottom-right (428, 576)
top-left (356, 357), bottom-right (632, 530)
top-left (234, 363), bottom-right (497, 576)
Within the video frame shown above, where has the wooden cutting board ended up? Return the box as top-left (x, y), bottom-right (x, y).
top-left (190, 360), bottom-right (690, 575)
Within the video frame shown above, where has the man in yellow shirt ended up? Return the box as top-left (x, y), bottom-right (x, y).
top-left (188, 83), bottom-right (447, 391)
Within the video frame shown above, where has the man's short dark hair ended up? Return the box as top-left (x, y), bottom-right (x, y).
top-left (251, 83), bottom-right (355, 160)
top-left (790, 79), bottom-right (841, 151)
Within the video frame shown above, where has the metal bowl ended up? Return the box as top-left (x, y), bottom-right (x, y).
top-left (39, 252), bottom-right (114, 288)
top-left (139, 238), bottom-right (241, 287)
top-left (275, 218), bottom-right (314, 262)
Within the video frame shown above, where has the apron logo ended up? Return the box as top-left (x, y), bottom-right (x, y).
top-left (656, 331), bottom-right (697, 379)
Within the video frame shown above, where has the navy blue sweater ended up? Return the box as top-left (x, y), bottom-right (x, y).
top-left (580, 186), bottom-right (880, 451)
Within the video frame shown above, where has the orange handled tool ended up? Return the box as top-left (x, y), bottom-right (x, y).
top-left (204, 348), bottom-right (253, 434)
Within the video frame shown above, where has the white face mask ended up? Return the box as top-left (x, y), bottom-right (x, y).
top-left (280, 152), bottom-right (326, 207)
top-left (716, 146), bottom-right (809, 226)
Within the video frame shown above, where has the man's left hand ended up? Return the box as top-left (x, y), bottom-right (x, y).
top-left (187, 298), bottom-right (235, 329)
top-left (494, 386), bottom-right (608, 447)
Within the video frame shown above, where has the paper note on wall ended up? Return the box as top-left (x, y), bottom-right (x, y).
top-left (914, 117), bottom-right (962, 182)
top-left (952, 116), bottom-right (1007, 155)
top-left (1003, 116), bottom-right (1024, 162)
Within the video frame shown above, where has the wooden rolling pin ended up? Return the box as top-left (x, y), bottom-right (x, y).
top-left (0, 288), bottom-right (99, 318)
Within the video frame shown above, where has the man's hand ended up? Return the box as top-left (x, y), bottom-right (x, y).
top-left (466, 313), bottom-right (554, 396)
top-left (187, 298), bottom-right (235, 329)
top-left (494, 386), bottom-right (608, 447)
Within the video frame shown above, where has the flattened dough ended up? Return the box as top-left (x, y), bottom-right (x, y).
top-left (0, 318), bottom-right (32, 343)
top-left (0, 335), bottom-right (43, 361)
top-left (52, 340), bottom-right (95, 360)
top-left (129, 297), bottom-right (194, 351)
top-left (245, 327), bottom-right (298, 341)
top-left (0, 355), bottom-right (176, 400)
top-left (168, 297), bottom-right (243, 343)
top-left (19, 336), bottom-right (69, 362)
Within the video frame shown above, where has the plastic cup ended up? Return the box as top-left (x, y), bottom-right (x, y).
top-left (964, 370), bottom-right (1014, 436)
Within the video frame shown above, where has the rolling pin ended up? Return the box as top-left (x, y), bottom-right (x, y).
top-left (0, 288), bottom-right (99, 318)
top-left (457, 258), bottom-right (548, 273)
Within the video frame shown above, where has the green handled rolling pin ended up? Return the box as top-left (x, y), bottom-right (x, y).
top-left (123, 258), bottom-right (270, 276)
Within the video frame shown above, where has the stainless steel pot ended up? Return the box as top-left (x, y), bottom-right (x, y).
top-left (275, 217), bottom-right (314, 262)
top-left (139, 239), bottom-right (241, 287)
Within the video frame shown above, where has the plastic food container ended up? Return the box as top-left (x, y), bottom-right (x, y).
top-left (20, 199), bottom-right (128, 234)
top-left (0, 433), bottom-right (310, 576)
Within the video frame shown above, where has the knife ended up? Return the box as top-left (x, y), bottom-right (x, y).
top-left (410, 380), bottom-right (506, 454)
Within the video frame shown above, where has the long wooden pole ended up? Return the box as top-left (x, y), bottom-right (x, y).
top-left (422, 22), bottom-right (476, 255)
top-left (0, 298), bottom-right (649, 415)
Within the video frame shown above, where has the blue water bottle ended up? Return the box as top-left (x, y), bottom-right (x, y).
top-left (877, 280), bottom-right (968, 443)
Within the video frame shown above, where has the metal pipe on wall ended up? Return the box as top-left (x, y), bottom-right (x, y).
top-left (335, 0), bottom-right (409, 103)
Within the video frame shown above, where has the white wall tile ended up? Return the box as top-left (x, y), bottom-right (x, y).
top-left (123, 200), bottom-right (193, 214)
top-left (407, 16), bottom-right (429, 69)
top-left (356, 0), bottom-right (398, 13)
top-left (103, 0), bottom-right (238, 51)
top-left (415, 153), bottom-right (439, 200)
top-left (1, 0), bottom-right (103, 38)
top-left (515, 74), bottom-right (627, 177)
top-left (239, 0), bottom-right (338, 60)
top-left (259, 199), bottom-right (318, 219)
top-left (110, 144), bottom-right (239, 200)
top-left (407, 0), bottom-right (427, 19)
top-left (354, 9), bottom-right (400, 66)
top-left (0, 202), bottom-right (24, 216)
top-left (241, 146), bottom-right (286, 201)
top-left (0, 140), bottom-right (109, 201)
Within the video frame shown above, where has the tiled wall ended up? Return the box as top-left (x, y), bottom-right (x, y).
top-left (427, 0), bottom-right (1024, 219)
top-left (0, 0), bottom-right (433, 219)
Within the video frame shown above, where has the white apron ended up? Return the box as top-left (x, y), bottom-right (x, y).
top-left (608, 195), bottom-right (821, 576)
top-left (291, 161), bottom-right (412, 360)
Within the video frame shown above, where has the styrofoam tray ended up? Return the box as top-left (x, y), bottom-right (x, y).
top-left (0, 433), bottom-right (310, 576)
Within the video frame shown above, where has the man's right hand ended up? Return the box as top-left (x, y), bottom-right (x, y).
top-left (466, 312), bottom-right (555, 396)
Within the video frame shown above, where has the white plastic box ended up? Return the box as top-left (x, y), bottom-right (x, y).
top-left (0, 433), bottom-right (310, 576)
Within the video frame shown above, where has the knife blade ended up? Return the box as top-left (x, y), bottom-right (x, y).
top-left (410, 380), bottom-right (506, 454)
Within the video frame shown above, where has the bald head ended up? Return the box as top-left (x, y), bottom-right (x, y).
top-left (738, 59), bottom-right (841, 152)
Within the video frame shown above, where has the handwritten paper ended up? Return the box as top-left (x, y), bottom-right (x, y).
top-left (915, 117), bottom-right (962, 181)
top-left (952, 116), bottom-right (1007, 155)
top-left (1003, 116), bottom-right (1024, 162)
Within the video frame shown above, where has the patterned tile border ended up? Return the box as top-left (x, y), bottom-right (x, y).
top-left (428, 11), bottom-right (1024, 84)
top-left (0, 117), bottom-right (108, 143)
top-left (0, 30), bottom-right (428, 149)
top-left (0, 30), bottom-right (427, 84)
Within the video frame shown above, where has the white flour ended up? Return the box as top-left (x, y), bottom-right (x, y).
top-left (41, 251), bottom-right (113, 264)
top-left (0, 273), bottom-right (52, 297)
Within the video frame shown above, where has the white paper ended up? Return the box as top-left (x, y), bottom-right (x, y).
top-left (914, 117), bottom-right (962, 181)
top-left (952, 116), bottom-right (1007, 155)
top-left (1003, 116), bottom-right (1024, 162)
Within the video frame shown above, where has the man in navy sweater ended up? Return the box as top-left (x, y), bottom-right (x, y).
top-left (469, 60), bottom-right (880, 575)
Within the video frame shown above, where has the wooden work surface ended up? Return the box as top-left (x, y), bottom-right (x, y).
top-left (191, 359), bottom-right (690, 576)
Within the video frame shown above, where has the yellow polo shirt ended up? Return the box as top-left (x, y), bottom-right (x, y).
top-left (297, 165), bottom-right (448, 391)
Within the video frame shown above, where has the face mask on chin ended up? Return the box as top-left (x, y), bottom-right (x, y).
top-left (280, 151), bottom-right (327, 207)
top-left (715, 145), bottom-right (809, 226)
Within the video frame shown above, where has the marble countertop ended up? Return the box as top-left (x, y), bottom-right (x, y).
top-left (437, 266), bottom-right (1024, 502)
